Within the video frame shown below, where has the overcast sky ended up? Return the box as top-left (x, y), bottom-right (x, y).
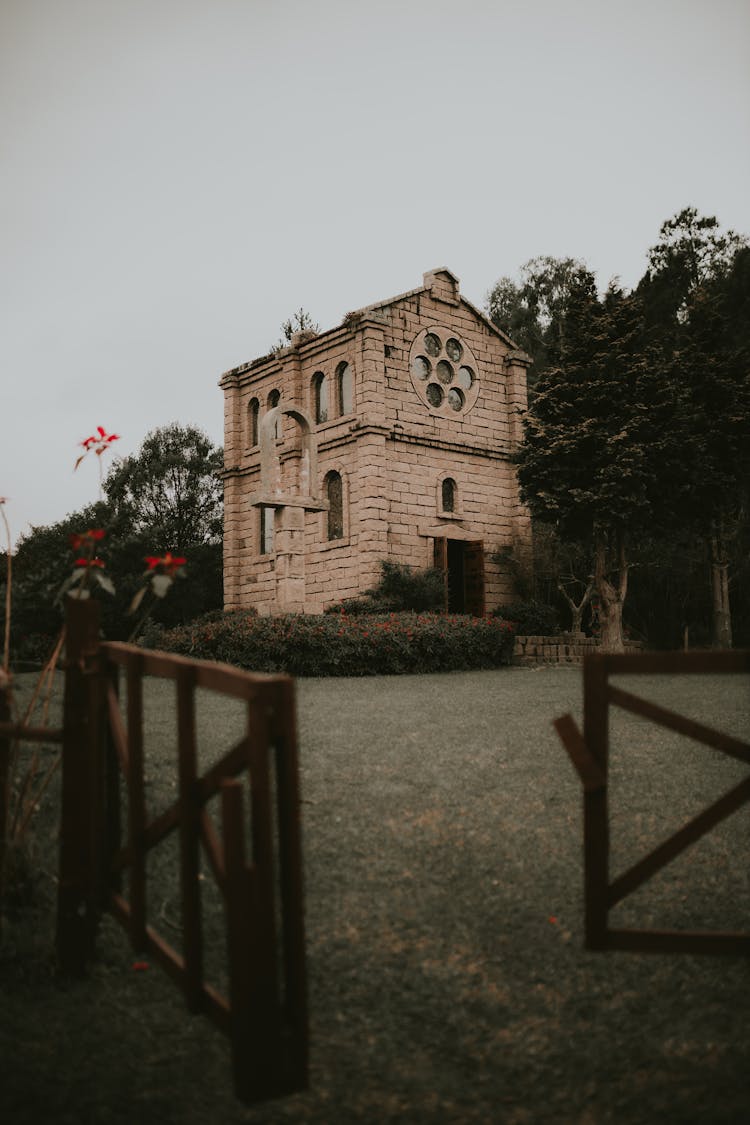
top-left (2, 0), bottom-right (749, 546)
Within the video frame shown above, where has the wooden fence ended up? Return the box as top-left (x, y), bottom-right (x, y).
top-left (3, 598), bottom-right (308, 1104)
top-left (555, 650), bottom-right (750, 956)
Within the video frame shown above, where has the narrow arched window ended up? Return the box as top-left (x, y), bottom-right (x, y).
top-left (313, 372), bottom-right (329, 424)
top-left (248, 398), bottom-right (259, 447)
top-left (325, 471), bottom-right (344, 540)
top-left (337, 362), bottom-right (353, 416)
top-left (267, 389), bottom-right (281, 440)
top-left (441, 477), bottom-right (456, 513)
top-left (260, 505), bottom-right (275, 554)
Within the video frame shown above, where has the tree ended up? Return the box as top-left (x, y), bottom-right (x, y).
top-left (273, 308), bottom-right (319, 352)
top-left (639, 213), bottom-right (750, 647)
top-left (104, 424), bottom-right (223, 550)
top-left (639, 206), bottom-right (746, 327)
top-left (486, 256), bottom-right (593, 388)
top-left (516, 279), bottom-right (679, 652)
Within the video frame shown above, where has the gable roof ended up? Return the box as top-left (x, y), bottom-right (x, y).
top-left (220, 268), bottom-right (524, 383)
top-left (343, 267), bottom-right (520, 349)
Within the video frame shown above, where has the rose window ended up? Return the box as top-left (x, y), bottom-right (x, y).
top-left (409, 327), bottom-right (479, 417)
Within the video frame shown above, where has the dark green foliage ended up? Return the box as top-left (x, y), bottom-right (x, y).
top-left (326, 560), bottom-right (446, 615)
top-left (486, 256), bottom-right (593, 388)
top-left (3, 509), bottom-right (223, 659)
top-left (517, 281), bottom-right (675, 544)
top-left (104, 423), bottom-right (223, 549)
top-left (150, 611), bottom-right (516, 676)
top-left (491, 601), bottom-right (561, 636)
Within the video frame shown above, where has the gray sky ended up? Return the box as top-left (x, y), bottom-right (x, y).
top-left (2, 0), bottom-right (749, 546)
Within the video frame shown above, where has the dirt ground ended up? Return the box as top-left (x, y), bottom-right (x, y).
top-left (1, 666), bottom-right (748, 1124)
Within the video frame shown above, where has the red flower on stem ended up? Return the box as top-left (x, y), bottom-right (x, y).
top-left (80, 426), bottom-right (120, 455)
top-left (74, 557), bottom-right (105, 568)
top-left (69, 529), bottom-right (106, 550)
top-left (145, 552), bottom-right (187, 576)
top-left (74, 426), bottom-right (120, 472)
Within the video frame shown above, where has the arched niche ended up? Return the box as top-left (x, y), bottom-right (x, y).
top-left (257, 405), bottom-right (327, 510)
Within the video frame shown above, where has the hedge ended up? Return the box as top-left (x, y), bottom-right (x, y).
top-left (148, 611), bottom-right (516, 676)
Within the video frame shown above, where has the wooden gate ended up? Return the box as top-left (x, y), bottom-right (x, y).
top-left (54, 599), bottom-right (307, 1104)
top-left (555, 650), bottom-right (750, 956)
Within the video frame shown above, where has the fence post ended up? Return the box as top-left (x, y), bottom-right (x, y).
top-left (582, 653), bottom-right (610, 950)
top-left (0, 672), bottom-right (11, 935)
top-left (56, 595), bottom-right (101, 974)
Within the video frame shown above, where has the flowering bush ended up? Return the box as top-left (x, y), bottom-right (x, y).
top-left (149, 611), bottom-right (517, 676)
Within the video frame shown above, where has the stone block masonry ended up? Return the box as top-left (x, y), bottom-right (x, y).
top-left (220, 268), bottom-right (534, 616)
top-left (512, 635), bottom-right (646, 665)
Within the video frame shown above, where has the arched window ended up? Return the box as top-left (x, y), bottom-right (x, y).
top-left (267, 389), bottom-right (281, 440)
top-left (441, 477), bottom-right (457, 513)
top-left (248, 398), bottom-right (259, 447)
top-left (337, 362), bottom-right (353, 416)
top-left (313, 372), bottom-right (329, 424)
top-left (325, 471), bottom-right (344, 541)
top-left (260, 505), bottom-right (275, 554)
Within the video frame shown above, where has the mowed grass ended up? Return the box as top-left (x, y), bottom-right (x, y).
top-left (1, 665), bottom-right (748, 1124)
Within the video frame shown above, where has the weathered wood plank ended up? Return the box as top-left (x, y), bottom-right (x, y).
top-left (56, 596), bottom-right (101, 974)
top-left (0, 722), bottom-right (63, 744)
top-left (553, 713), bottom-right (606, 791)
top-left (608, 684), bottom-right (750, 765)
top-left (607, 775), bottom-right (750, 907)
top-left (106, 679), bottom-right (129, 774)
top-left (176, 664), bottom-right (204, 1013)
top-left (126, 654), bottom-right (147, 951)
top-left (582, 655), bottom-right (609, 950)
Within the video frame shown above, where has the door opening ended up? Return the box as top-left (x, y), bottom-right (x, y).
top-left (433, 538), bottom-right (485, 616)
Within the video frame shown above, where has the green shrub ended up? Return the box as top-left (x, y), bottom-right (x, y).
top-left (149, 610), bottom-right (516, 676)
top-left (491, 600), bottom-right (560, 635)
top-left (326, 560), bottom-right (445, 615)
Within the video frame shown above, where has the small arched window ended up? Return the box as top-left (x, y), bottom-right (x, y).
top-left (441, 477), bottom-right (457, 514)
top-left (248, 398), bottom-right (260, 447)
top-left (325, 471), bottom-right (344, 541)
top-left (260, 505), bottom-right (275, 554)
top-left (267, 389), bottom-right (281, 440)
top-left (313, 372), bottom-right (329, 424)
top-left (337, 362), bottom-right (353, 416)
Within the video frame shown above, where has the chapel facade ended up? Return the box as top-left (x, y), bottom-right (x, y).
top-left (220, 268), bottom-right (532, 616)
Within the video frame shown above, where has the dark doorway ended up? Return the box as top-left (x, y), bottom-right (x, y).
top-left (447, 539), bottom-right (466, 612)
top-left (433, 538), bottom-right (485, 616)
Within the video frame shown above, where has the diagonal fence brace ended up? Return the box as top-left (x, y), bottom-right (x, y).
top-left (553, 714), bottom-right (606, 792)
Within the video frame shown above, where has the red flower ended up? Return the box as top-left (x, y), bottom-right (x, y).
top-left (75, 557), bottom-right (105, 568)
top-left (145, 552), bottom-right (187, 575)
top-left (69, 528), bottom-right (106, 550)
top-left (81, 426), bottom-right (119, 453)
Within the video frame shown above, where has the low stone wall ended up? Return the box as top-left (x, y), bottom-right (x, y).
top-left (513, 633), bottom-right (644, 666)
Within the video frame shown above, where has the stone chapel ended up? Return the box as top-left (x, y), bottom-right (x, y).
top-left (220, 268), bottom-right (532, 616)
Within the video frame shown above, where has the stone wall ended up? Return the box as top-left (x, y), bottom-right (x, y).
top-left (220, 268), bottom-right (533, 616)
top-left (513, 634), bottom-right (645, 665)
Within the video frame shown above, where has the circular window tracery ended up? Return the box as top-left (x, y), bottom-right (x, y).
top-left (408, 326), bottom-right (480, 417)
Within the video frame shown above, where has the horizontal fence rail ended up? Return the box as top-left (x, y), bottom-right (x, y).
top-left (555, 650), bottom-right (750, 957)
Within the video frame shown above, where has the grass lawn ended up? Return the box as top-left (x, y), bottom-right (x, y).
top-left (1, 665), bottom-right (748, 1124)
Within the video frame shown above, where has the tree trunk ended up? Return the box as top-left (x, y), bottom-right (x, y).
top-left (594, 531), bottom-right (627, 654)
top-left (558, 579), bottom-right (594, 634)
top-left (709, 533), bottom-right (732, 649)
